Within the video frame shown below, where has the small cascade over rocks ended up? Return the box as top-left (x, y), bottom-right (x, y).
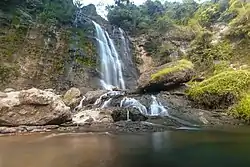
top-left (92, 21), bottom-right (125, 90)
top-left (72, 89), bottom-right (170, 125)
top-left (94, 90), bottom-right (125, 106)
top-left (120, 97), bottom-right (148, 115)
top-left (120, 96), bottom-right (169, 117)
top-left (150, 96), bottom-right (169, 116)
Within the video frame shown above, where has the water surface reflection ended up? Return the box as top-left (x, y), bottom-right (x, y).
top-left (0, 130), bottom-right (250, 167)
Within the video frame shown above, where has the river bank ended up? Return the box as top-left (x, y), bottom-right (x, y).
top-left (0, 87), bottom-right (244, 135)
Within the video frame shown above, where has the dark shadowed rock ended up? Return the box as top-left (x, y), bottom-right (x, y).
top-left (111, 107), bottom-right (148, 122)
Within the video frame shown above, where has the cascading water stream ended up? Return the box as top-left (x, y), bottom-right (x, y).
top-left (92, 21), bottom-right (125, 90)
top-left (120, 96), bottom-right (169, 116)
top-left (150, 96), bottom-right (169, 116)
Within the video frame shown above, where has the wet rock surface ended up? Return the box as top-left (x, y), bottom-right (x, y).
top-left (84, 90), bottom-right (108, 104)
top-left (156, 92), bottom-right (243, 126)
top-left (111, 107), bottom-right (148, 122)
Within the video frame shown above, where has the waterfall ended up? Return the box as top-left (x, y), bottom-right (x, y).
top-left (92, 21), bottom-right (125, 90)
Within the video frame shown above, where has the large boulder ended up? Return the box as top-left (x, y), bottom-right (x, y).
top-left (84, 90), bottom-right (108, 104)
top-left (0, 88), bottom-right (71, 126)
top-left (63, 87), bottom-right (81, 108)
top-left (137, 59), bottom-right (195, 92)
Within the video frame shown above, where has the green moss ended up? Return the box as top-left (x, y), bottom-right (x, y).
top-left (188, 70), bottom-right (250, 102)
top-left (232, 94), bottom-right (250, 120)
top-left (212, 61), bottom-right (234, 75)
top-left (0, 28), bottom-right (26, 61)
top-left (76, 57), bottom-right (96, 67)
top-left (151, 59), bottom-right (194, 81)
top-left (0, 64), bottom-right (19, 85)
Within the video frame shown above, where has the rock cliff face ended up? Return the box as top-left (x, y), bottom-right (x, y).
top-left (0, 2), bottom-right (139, 92)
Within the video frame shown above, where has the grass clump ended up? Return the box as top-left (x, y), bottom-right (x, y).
top-left (151, 59), bottom-right (194, 81)
top-left (232, 94), bottom-right (250, 121)
top-left (212, 61), bottom-right (234, 75)
top-left (187, 70), bottom-right (250, 108)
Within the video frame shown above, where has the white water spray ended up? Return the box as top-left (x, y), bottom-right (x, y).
top-left (150, 96), bottom-right (169, 116)
top-left (120, 96), bottom-right (169, 116)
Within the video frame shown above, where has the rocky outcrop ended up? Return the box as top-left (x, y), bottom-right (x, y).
top-left (138, 59), bottom-right (195, 92)
top-left (0, 88), bottom-right (71, 126)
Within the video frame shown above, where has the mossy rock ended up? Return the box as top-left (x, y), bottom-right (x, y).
top-left (232, 94), bottom-right (250, 121)
top-left (187, 70), bottom-right (250, 109)
top-left (137, 59), bottom-right (195, 92)
top-left (63, 87), bottom-right (81, 108)
top-left (151, 59), bottom-right (194, 81)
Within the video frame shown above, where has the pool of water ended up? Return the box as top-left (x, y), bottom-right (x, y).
top-left (1, 129), bottom-right (250, 167)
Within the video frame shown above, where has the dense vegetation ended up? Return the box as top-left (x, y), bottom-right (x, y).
top-left (107, 0), bottom-right (249, 65)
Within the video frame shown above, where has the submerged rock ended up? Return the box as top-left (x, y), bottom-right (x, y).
top-left (138, 59), bottom-right (194, 92)
top-left (0, 88), bottom-right (71, 126)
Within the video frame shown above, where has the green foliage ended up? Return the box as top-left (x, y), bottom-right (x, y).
top-left (193, 2), bottom-right (220, 27)
top-left (155, 14), bottom-right (174, 32)
top-left (107, 2), bottom-right (141, 34)
top-left (69, 28), bottom-right (97, 67)
top-left (0, 64), bottom-right (19, 85)
top-left (232, 94), bottom-right (250, 121)
top-left (188, 30), bottom-right (233, 72)
top-left (226, 1), bottom-right (250, 38)
top-left (38, 0), bottom-right (75, 25)
top-left (151, 59), bottom-right (194, 81)
top-left (164, 0), bottom-right (198, 25)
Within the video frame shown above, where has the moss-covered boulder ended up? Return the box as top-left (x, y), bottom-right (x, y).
top-left (187, 70), bottom-right (250, 109)
top-left (137, 59), bottom-right (195, 92)
top-left (63, 87), bottom-right (81, 108)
